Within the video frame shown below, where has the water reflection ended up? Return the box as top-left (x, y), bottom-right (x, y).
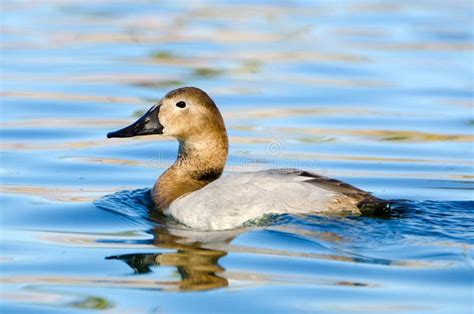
top-left (104, 223), bottom-right (374, 291)
top-left (107, 237), bottom-right (229, 291)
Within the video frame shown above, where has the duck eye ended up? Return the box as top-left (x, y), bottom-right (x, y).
top-left (176, 101), bottom-right (186, 108)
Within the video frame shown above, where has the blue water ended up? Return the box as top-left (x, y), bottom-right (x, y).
top-left (1, 1), bottom-right (473, 313)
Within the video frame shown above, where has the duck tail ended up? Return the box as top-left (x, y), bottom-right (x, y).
top-left (358, 198), bottom-right (393, 218)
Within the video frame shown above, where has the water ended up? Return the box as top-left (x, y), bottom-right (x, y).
top-left (1, 0), bottom-right (473, 313)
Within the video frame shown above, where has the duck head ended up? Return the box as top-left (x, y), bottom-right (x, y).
top-left (107, 87), bottom-right (229, 210)
top-left (107, 87), bottom-right (226, 142)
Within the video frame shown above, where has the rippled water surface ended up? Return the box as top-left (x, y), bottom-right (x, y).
top-left (1, 1), bottom-right (473, 313)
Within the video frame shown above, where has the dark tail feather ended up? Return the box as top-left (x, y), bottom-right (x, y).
top-left (358, 199), bottom-right (393, 218)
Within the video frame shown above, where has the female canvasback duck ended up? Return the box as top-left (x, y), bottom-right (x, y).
top-left (107, 87), bottom-right (385, 230)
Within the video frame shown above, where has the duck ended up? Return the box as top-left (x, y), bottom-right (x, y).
top-left (107, 87), bottom-right (386, 230)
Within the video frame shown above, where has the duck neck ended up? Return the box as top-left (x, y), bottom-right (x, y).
top-left (153, 133), bottom-right (228, 210)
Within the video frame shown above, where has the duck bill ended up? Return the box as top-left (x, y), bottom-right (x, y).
top-left (107, 104), bottom-right (163, 138)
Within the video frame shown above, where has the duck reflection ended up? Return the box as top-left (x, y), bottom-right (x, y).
top-left (102, 219), bottom-right (396, 291)
top-left (105, 224), bottom-right (240, 291)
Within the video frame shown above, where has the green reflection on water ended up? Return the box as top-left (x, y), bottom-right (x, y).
top-left (71, 296), bottom-right (114, 310)
top-left (134, 80), bottom-right (185, 89)
top-left (192, 67), bottom-right (224, 78)
top-left (151, 51), bottom-right (176, 60)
